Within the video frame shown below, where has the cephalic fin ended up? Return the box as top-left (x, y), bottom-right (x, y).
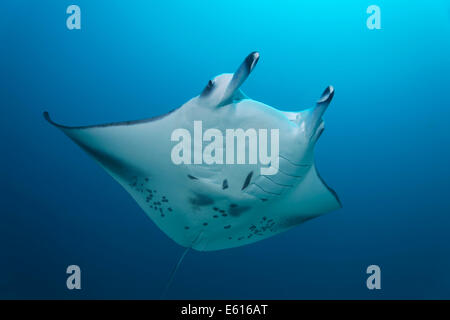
top-left (306, 86), bottom-right (334, 137)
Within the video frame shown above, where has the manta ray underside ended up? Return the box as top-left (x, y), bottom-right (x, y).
top-left (44, 52), bottom-right (341, 253)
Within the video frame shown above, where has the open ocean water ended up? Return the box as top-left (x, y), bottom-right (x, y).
top-left (1, 0), bottom-right (450, 299)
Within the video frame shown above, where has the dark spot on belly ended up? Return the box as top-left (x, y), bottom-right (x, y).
top-left (241, 171), bottom-right (254, 190)
top-left (224, 225), bottom-right (231, 229)
top-left (229, 204), bottom-right (251, 217)
top-left (187, 174), bottom-right (198, 180)
top-left (203, 222), bottom-right (208, 226)
top-left (184, 226), bottom-right (190, 230)
top-left (222, 179), bottom-right (229, 190)
top-left (189, 193), bottom-right (214, 207)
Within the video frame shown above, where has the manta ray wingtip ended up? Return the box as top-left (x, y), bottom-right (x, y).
top-left (43, 111), bottom-right (51, 122)
top-left (43, 111), bottom-right (65, 128)
top-left (43, 111), bottom-right (57, 127)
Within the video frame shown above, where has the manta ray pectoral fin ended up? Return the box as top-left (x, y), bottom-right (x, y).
top-left (43, 112), bottom-right (148, 178)
top-left (309, 162), bottom-right (342, 211)
top-left (282, 164), bottom-right (341, 228)
top-left (314, 166), bottom-right (342, 210)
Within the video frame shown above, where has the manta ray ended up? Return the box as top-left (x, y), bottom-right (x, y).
top-left (44, 52), bottom-right (341, 254)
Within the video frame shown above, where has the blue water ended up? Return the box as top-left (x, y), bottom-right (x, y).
top-left (1, 0), bottom-right (450, 299)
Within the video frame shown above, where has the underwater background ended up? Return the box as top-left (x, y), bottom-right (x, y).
top-left (1, 0), bottom-right (450, 299)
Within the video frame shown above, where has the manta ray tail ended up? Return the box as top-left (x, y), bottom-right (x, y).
top-left (160, 246), bottom-right (190, 299)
